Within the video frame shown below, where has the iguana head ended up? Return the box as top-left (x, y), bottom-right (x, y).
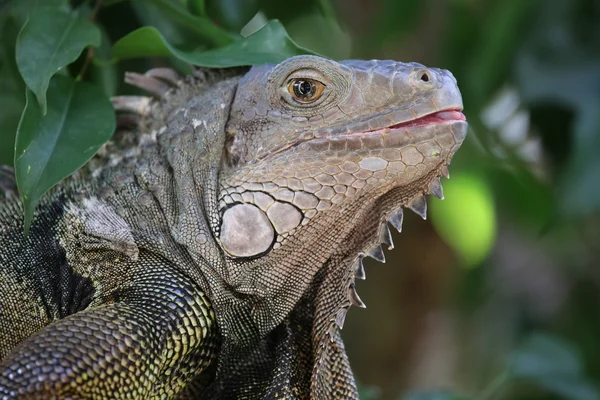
top-left (214, 55), bottom-right (466, 335)
top-left (115, 54), bottom-right (465, 347)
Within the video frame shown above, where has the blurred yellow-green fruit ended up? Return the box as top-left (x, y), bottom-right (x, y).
top-left (430, 172), bottom-right (496, 268)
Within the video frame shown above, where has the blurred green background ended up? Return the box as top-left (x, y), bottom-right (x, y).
top-left (1, 0), bottom-right (599, 399)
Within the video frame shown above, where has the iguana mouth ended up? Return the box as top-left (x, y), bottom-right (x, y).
top-left (341, 108), bottom-right (466, 139)
top-left (260, 108), bottom-right (466, 160)
top-left (383, 109), bottom-right (466, 130)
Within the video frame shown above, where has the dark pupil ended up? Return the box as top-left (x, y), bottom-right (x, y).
top-left (293, 80), bottom-right (314, 98)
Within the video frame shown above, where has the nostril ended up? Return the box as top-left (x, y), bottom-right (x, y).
top-left (419, 71), bottom-right (431, 82)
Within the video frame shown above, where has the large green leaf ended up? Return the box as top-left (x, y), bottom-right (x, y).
top-left (130, 0), bottom-right (232, 48)
top-left (15, 9), bottom-right (100, 114)
top-left (257, 0), bottom-right (349, 59)
top-left (90, 26), bottom-right (118, 97)
top-left (0, 16), bottom-right (25, 166)
top-left (15, 75), bottom-right (115, 233)
top-left (465, 0), bottom-right (536, 107)
top-left (11, 0), bottom-right (70, 27)
top-left (206, 0), bottom-right (259, 31)
top-left (113, 20), bottom-right (314, 67)
top-left (187, 0), bottom-right (206, 16)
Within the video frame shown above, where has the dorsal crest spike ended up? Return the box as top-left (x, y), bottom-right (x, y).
top-left (354, 257), bottom-right (366, 280)
top-left (429, 178), bottom-right (444, 199)
top-left (367, 244), bottom-right (385, 263)
top-left (380, 222), bottom-right (394, 250)
top-left (144, 68), bottom-right (182, 86)
top-left (389, 209), bottom-right (404, 232)
top-left (408, 196), bottom-right (427, 220)
top-left (111, 96), bottom-right (152, 115)
top-left (349, 283), bottom-right (366, 308)
top-left (335, 307), bottom-right (349, 329)
top-left (441, 165), bottom-right (450, 179)
top-left (125, 72), bottom-right (172, 98)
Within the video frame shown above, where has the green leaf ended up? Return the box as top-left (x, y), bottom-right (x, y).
top-left (113, 20), bottom-right (314, 67)
top-left (15, 9), bottom-right (100, 114)
top-left (464, 0), bottom-right (536, 107)
top-left (509, 333), bottom-right (600, 400)
top-left (90, 26), bottom-right (118, 97)
top-left (206, 0), bottom-right (259, 31)
top-left (509, 333), bottom-right (582, 379)
top-left (11, 0), bottom-right (70, 28)
top-left (256, 0), bottom-right (349, 59)
top-left (130, 0), bottom-right (233, 48)
top-left (112, 26), bottom-right (173, 59)
top-left (0, 16), bottom-right (26, 166)
top-left (187, 0), bottom-right (206, 16)
top-left (15, 75), bottom-right (115, 233)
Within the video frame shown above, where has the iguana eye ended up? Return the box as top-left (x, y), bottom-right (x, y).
top-left (287, 78), bottom-right (325, 103)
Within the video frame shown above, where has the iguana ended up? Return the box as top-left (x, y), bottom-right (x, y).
top-left (0, 55), bottom-right (467, 399)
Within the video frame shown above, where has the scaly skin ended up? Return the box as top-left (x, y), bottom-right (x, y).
top-left (0, 55), bottom-right (466, 399)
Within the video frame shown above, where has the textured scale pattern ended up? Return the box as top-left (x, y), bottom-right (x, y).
top-left (0, 55), bottom-right (466, 398)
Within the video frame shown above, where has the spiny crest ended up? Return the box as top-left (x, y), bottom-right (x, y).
top-left (112, 66), bottom-right (247, 133)
top-left (335, 169), bottom-right (452, 330)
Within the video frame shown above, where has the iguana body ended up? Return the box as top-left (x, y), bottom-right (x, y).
top-left (0, 56), bottom-right (467, 399)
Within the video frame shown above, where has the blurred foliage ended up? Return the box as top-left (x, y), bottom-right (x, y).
top-left (0, 0), bottom-right (599, 398)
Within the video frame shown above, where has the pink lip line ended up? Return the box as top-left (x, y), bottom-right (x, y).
top-left (369, 110), bottom-right (467, 132)
top-left (258, 110), bottom-right (467, 160)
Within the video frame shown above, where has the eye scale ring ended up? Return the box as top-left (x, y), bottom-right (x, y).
top-left (287, 78), bottom-right (325, 103)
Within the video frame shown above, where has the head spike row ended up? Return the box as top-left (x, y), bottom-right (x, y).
top-left (335, 307), bottom-right (349, 329)
top-left (408, 195), bottom-right (427, 220)
top-left (379, 222), bottom-right (394, 250)
top-left (354, 256), bottom-right (366, 280)
top-left (389, 208), bottom-right (404, 233)
top-left (111, 96), bottom-right (152, 115)
top-left (144, 68), bottom-right (182, 86)
top-left (367, 244), bottom-right (385, 263)
top-left (125, 72), bottom-right (172, 98)
top-left (348, 283), bottom-right (366, 308)
top-left (441, 165), bottom-right (450, 179)
top-left (429, 178), bottom-right (444, 200)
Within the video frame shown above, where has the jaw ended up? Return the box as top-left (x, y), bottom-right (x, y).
top-left (219, 112), bottom-right (467, 260)
top-left (293, 117), bottom-right (468, 333)
top-left (216, 110), bottom-right (467, 342)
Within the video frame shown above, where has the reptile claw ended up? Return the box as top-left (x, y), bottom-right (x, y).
top-left (408, 196), bottom-right (427, 220)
